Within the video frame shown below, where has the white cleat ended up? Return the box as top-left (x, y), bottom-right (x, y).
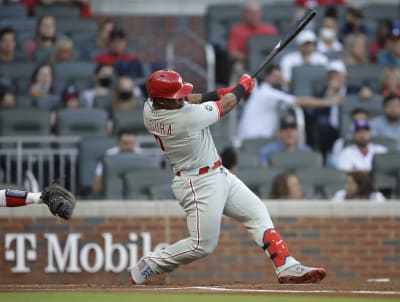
top-left (277, 264), bottom-right (327, 284)
top-left (129, 258), bottom-right (156, 285)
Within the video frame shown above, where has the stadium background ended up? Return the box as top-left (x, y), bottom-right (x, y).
top-left (0, 0), bottom-right (399, 290)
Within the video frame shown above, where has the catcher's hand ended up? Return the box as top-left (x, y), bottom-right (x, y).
top-left (41, 183), bottom-right (76, 220)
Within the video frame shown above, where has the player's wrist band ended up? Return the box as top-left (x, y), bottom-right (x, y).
top-left (231, 84), bottom-right (245, 101)
top-left (200, 91), bottom-right (219, 103)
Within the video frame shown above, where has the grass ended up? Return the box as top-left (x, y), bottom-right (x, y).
top-left (0, 293), bottom-right (399, 302)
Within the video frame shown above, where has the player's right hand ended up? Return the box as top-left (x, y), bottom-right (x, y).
top-left (217, 86), bottom-right (234, 99)
top-left (238, 74), bottom-right (255, 95)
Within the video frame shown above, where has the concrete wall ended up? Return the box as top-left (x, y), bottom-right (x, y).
top-left (1, 201), bottom-right (399, 285)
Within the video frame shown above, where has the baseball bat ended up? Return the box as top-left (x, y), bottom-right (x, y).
top-left (251, 8), bottom-right (317, 79)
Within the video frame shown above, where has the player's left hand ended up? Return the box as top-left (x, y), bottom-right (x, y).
top-left (238, 74), bottom-right (255, 95)
top-left (41, 183), bottom-right (76, 220)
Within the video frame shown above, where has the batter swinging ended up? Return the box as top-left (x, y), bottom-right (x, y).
top-left (130, 70), bottom-right (326, 284)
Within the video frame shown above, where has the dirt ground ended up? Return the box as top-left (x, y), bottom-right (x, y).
top-left (1, 279), bottom-right (400, 297)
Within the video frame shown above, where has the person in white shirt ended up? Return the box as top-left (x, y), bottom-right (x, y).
top-left (331, 170), bottom-right (385, 202)
top-left (92, 129), bottom-right (141, 194)
top-left (238, 65), bottom-right (342, 139)
top-left (335, 119), bottom-right (387, 172)
top-left (280, 29), bottom-right (328, 88)
top-left (316, 16), bottom-right (343, 58)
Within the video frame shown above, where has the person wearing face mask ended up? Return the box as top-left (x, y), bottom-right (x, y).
top-left (112, 76), bottom-right (137, 111)
top-left (81, 64), bottom-right (115, 107)
top-left (316, 16), bottom-right (343, 58)
top-left (238, 65), bottom-right (342, 140)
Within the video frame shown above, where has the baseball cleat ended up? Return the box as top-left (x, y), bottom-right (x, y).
top-left (277, 264), bottom-right (326, 284)
top-left (129, 258), bottom-right (156, 285)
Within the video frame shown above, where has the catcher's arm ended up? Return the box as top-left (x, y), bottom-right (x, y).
top-left (41, 183), bottom-right (76, 220)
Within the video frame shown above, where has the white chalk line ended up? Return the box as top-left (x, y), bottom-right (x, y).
top-left (140, 286), bottom-right (400, 296)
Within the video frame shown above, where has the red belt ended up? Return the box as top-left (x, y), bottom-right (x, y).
top-left (176, 159), bottom-right (222, 176)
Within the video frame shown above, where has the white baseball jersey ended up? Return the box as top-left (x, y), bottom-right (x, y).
top-left (137, 98), bottom-right (299, 278)
top-left (143, 100), bottom-right (222, 173)
top-left (335, 143), bottom-right (388, 172)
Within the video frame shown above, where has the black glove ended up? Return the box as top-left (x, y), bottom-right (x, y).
top-left (41, 183), bottom-right (76, 220)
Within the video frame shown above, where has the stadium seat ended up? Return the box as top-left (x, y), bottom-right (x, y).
top-left (237, 150), bottom-right (260, 168)
top-left (246, 34), bottom-right (282, 76)
top-left (237, 167), bottom-right (283, 196)
top-left (113, 108), bottom-right (147, 135)
top-left (372, 152), bottom-right (400, 197)
top-left (296, 168), bottom-right (347, 198)
top-left (35, 94), bottom-right (60, 110)
top-left (33, 47), bottom-right (52, 64)
top-left (0, 18), bottom-right (36, 32)
top-left (347, 65), bottom-right (386, 94)
top-left (0, 108), bottom-right (50, 137)
top-left (290, 65), bottom-right (327, 96)
top-left (57, 19), bottom-right (98, 35)
top-left (269, 151), bottom-right (323, 170)
top-left (149, 183), bottom-right (175, 200)
top-left (323, 183), bottom-right (344, 199)
top-left (0, 62), bottom-right (36, 93)
top-left (54, 62), bottom-right (95, 83)
top-left (16, 95), bottom-right (33, 108)
top-left (33, 4), bottom-right (80, 18)
top-left (261, 3), bottom-right (297, 34)
top-left (56, 108), bottom-right (108, 137)
top-left (241, 138), bottom-right (277, 153)
top-left (204, 4), bottom-right (241, 47)
top-left (93, 94), bottom-right (112, 109)
top-left (0, 4), bottom-right (28, 18)
top-left (124, 169), bottom-right (173, 200)
top-left (361, 4), bottom-right (400, 23)
top-left (103, 153), bottom-right (163, 199)
top-left (78, 136), bottom-right (115, 196)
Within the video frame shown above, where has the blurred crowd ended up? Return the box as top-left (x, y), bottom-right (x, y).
top-left (0, 0), bottom-right (399, 200)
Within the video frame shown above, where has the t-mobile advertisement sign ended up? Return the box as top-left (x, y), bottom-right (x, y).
top-left (4, 232), bottom-right (167, 273)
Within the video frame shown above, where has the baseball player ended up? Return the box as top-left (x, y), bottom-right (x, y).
top-left (130, 69), bottom-right (326, 284)
top-left (0, 183), bottom-right (75, 220)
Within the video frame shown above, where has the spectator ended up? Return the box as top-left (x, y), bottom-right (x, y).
top-left (295, 0), bottom-right (345, 7)
top-left (259, 114), bottom-right (312, 167)
top-left (92, 129), bottom-right (141, 194)
top-left (227, 1), bottom-right (277, 83)
top-left (238, 64), bottom-right (342, 140)
top-left (370, 94), bottom-right (400, 144)
top-left (335, 119), bottom-right (387, 172)
top-left (0, 89), bottom-right (17, 109)
top-left (112, 76), bottom-right (138, 111)
top-left (280, 29), bottom-right (328, 87)
top-left (50, 37), bottom-right (74, 63)
top-left (316, 16), bottom-right (343, 58)
top-left (81, 64), bottom-right (114, 107)
top-left (329, 108), bottom-right (369, 167)
top-left (80, 19), bottom-right (115, 61)
top-left (270, 172), bottom-right (304, 200)
top-left (380, 67), bottom-right (400, 97)
top-left (14, 0), bottom-right (91, 17)
top-left (220, 146), bottom-right (238, 175)
top-left (311, 60), bottom-right (349, 154)
top-left (60, 84), bottom-right (80, 109)
top-left (377, 24), bottom-right (400, 68)
top-left (29, 63), bottom-right (55, 99)
top-left (331, 171), bottom-right (385, 202)
top-left (343, 33), bottom-right (369, 65)
top-left (340, 6), bottom-right (368, 38)
top-left (95, 28), bottom-right (144, 79)
top-left (0, 27), bottom-right (24, 63)
top-left (369, 19), bottom-right (393, 63)
top-left (23, 15), bottom-right (60, 61)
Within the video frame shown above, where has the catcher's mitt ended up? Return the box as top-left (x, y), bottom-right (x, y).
top-left (41, 183), bottom-right (76, 220)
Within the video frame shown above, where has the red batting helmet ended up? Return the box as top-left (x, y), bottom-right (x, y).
top-left (147, 69), bottom-right (193, 100)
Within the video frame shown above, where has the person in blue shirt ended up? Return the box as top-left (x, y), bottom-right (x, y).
top-left (259, 114), bottom-right (312, 167)
top-left (377, 25), bottom-right (400, 68)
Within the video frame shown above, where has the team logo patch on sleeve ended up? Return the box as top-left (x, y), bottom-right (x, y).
top-left (204, 104), bottom-right (213, 111)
